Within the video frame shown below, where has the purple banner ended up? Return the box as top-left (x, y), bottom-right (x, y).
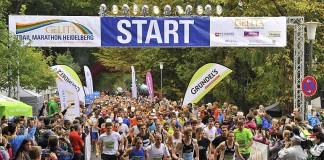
top-left (146, 72), bottom-right (154, 102)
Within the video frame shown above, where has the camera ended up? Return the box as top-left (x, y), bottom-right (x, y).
top-left (300, 139), bottom-right (313, 149)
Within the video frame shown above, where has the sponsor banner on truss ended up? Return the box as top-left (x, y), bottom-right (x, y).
top-left (210, 17), bottom-right (286, 47)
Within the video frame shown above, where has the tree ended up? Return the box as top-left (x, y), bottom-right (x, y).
top-left (55, 49), bottom-right (81, 74)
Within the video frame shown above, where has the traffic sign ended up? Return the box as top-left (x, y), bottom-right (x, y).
top-left (302, 76), bottom-right (317, 97)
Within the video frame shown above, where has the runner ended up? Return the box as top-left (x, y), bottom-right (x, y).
top-left (98, 122), bottom-right (124, 160)
top-left (196, 127), bottom-right (211, 160)
top-left (136, 124), bottom-right (152, 148)
top-left (234, 120), bottom-right (253, 160)
top-left (214, 131), bottom-right (245, 160)
top-left (121, 137), bottom-right (148, 160)
top-left (167, 125), bottom-right (182, 149)
top-left (204, 119), bottom-right (218, 141)
top-left (151, 120), bottom-right (169, 144)
top-left (173, 127), bottom-right (199, 160)
top-left (212, 125), bottom-right (228, 160)
top-left (89, 111), bottom-right (100, 157)
top-left (147, 134), bottom-right (171, 160)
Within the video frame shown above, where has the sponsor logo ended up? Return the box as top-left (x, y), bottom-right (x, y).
top-left (268, 31), bottom-right (281, 37)
top-left (191, 69), bottom-right (219, 94)
top-left (234, 18), bottom-right (265, 29)
top-left (16, 19), bottom-right (92, 34)
top-left (214, 32), bottom-right (234, 37)
top-left (244, 31), bottom-right (259, 37)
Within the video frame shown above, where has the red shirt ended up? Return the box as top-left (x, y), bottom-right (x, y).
top-left (69, 131), bottom-right (84, 154)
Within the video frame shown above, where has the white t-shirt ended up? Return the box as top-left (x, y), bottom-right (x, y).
top-left (147, 143), bottom-right (170, 160)
top-left (90, 117), bottom-right (99, 132)
top-left (204, 126), bottom-right (217, 141)
top-left (119, 123), bottom-right (129, 134)
top-left (98, 132), bottom-right (121, 155)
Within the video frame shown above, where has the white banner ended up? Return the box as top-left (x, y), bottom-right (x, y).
top-left (84, 134), bottom-right (91, 160)
top-left (249, 141), bottom-right (269, 160)
top-left (51, 65), bottom-right (85, 104)
top-left (56, 81), bottom-right (80, 122)
top-left (8, 15), bottom-right (101, 47)
top-left (210, 17), bottom-right (286, 47)
top-left (84, 66), bottom-right (93, 95)
top-left (131, 66), bottom-right (137, 99)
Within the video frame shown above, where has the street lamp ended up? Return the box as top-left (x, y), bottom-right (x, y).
top-left (159, 62), bottom-right (164, 100)
top-left (304, 21), bottom-right (321, 106)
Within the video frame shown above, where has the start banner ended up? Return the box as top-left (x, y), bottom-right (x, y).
top-left (8, 16), bottom-right (286, 47)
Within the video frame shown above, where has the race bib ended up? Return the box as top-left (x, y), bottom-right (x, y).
top-left (132, 156), bottom-right (143, 160)
top-left (152, 158), bottom-right (162, 160)
top-left (224, 154), bottom-right (234, 160)
top-left (183, 152), bottom-right (193, 160)
top-left (104, 141), bottom-right (114, 150)
top-left (237, 140), bottom-right (246, 148)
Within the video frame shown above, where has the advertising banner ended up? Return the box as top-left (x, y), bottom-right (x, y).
top-left (210, 17), bottom-right (286, 47)
top-left (182, 63), bottom-right (232, 106)
top-left (56, 81), bottom-right (80, 122)
top-left (84, 66), bottom-right (94, 95)
top-left (250, 141), bottom-right (269, 160)
top-left (131, 66), bottom-right (137, 99)
top-left (101, 17), bottom-right (210, 47)
top-left (8, 15), bottom-right (101, 47)
top-left (146, 72), bottom-right (154, 101)
top-left (51, 65), bottom-right (85, 104)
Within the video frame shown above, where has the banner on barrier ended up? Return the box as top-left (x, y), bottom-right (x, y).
top-left (210, 17), bottom-right (286, 47)
top-left (250, 141), bottom-right (269, 160)
top-left (9, 15), bottom-right (101, 47)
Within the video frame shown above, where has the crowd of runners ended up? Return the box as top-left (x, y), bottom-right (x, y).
top-left (0, 92), bottom-right (324, 160)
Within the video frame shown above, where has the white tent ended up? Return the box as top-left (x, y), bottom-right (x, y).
top-left (0, 87), bottom-right (43, 116)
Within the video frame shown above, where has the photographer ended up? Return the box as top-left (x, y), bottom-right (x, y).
top-left (278, 134), bottom-right (308, 160)
top-left (309, 132), bottom-right (324, 159)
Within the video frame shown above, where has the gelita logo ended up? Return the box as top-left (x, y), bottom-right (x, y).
top-left (15, 19), bottom-right (94, 41)
top-left (16, 19), bottom-right (92, 34)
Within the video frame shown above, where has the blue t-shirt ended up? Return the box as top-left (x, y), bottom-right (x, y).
top-left (130, 146), bottom-right (145, 160)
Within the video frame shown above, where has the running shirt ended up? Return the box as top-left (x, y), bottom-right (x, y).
top-left (171, 134), bottom-right (182, 149)
top-left (204, 126), bottom-right (217, 141)
top-left (234, 128), bottom-right (253, 154)
top-left (129, 146), bottom-right (145, 160)
top-left (98, 131), bottom-right (121, 155)
top-left (137, 133), bottom-right (151, 148)
top-left (133, 126), bottom-right (140, 137)
top-left (224, 141), bottom-right (235, 160)
top-left (197, 137), bottom-right (210, 160)
top-left (147, 143), bottom-right (170, 160)
top-left (90, 117), bottom-right (99, 132)
top-left (182, 139), bottom-right (194, 160)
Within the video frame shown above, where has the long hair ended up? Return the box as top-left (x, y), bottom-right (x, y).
top-left (14, 138), bottom-right (33, 160)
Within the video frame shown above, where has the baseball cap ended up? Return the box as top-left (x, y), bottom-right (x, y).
top-left (118, 117), bottom-right (123, 123)
top-left (131, 107), bottom-right (135, 112)
top-left (106, 118), bottom-right (112, 123)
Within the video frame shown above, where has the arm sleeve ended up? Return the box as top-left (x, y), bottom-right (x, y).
top-left (278, 148), bottom-right (289, 159)
top-left (310, 144), bottom-right (324, 157)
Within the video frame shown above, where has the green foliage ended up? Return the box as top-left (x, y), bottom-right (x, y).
top-left (0, 36), bottom-right (56, 92)
top-left (55, 49), bottom-right (81, 74)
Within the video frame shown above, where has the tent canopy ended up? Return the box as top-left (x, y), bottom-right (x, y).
top-left (0, 94), bottom-right (33, 117)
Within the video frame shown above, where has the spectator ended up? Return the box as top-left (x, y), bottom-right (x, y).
top-left (0, 136), bottom-right (9, 160)
top-left (14, 138), bottom-right (33, 160)
top-left (42, 135), bottom-right (73, 160)
top-left (310, 132), bottom-right (324, 159)
top-left (69, 124), bottom-right (84, 160)
top-left (7, 122), bottom-right (37, 156)
top-left (278, 134), bottom-right (308, 159)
